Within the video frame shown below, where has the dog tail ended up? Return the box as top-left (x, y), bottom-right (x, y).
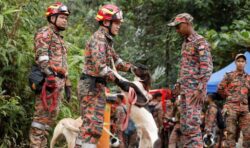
top-left (63, 122), bottom-right (80, 132)
top-left (50, 122), bottom-right (63, 148)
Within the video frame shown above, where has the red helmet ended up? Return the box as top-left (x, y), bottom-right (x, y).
top-left (96, 4), bottom-right (123, 22)
top-left (45, 2), bottom-right (70, 17)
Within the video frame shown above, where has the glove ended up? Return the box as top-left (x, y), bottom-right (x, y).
top-left (65, 86), bottom-right (71, 102)
top-left (50, 66), bottom-right (67, 78)
top-left (46, 75), bottom-right (57, 88)
top-left (115, 77), bottom-right (130, 92)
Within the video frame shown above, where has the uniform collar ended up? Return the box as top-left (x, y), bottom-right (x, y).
top-left (48, 24), bottom-right (63, 38)
top-left (98, 27), bottom-right (114, 41)
top-left (186, 31), bottom-right (198, 42)
top-left (234, 70), bottom-right (246, 76)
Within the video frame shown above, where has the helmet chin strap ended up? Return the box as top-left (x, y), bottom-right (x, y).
top-left (106, 21), bottom-right (115, 36)
top-left (51, 15), bottom-right (66, 31)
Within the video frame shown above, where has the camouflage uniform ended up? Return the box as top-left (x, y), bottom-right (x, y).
top-left (77, 27), bottom-right (132, 144)
top-left (204, 104), bottom-right (218, 134)
top-left (29, 24), bottom-right (68, 147)
top-left (168, 13), bottom-right (213, 147)
top-left (178, 31), bottom-right (213, 147)
top-left (218, 71), bottom-right (250, 147)
top-left (112, 104), bottom-right (127, 148)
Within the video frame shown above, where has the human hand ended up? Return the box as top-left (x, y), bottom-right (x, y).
top-left (190, 90), bottom-right (204, 106)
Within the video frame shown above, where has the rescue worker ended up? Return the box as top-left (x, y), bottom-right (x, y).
top-left (168, 13), bottom-right (213, 147)
top-left (76, 4), bottom-right (142, 148)
top-left (218, 53), bottom-right (250, 147)
top-left (29, 2), bottom-right (71, 147)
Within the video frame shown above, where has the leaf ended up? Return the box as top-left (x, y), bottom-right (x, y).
top-left (2, 9), bottom-right (20, 15)
top-left (0, 15), bottom-right (3, 28)
top-left (152, 66), bottom-right (165, 81)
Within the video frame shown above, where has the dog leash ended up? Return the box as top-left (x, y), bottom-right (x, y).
top-left (40, 82), bottom-right (58, 112)
top-left (121, 87), bottom-right (137, 131)
top-left (102, 126), bottom-right (120, 141)
top-left (110, 58), bottom-right (138, 131)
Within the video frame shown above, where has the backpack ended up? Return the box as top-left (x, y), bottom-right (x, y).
top-left (28, 64), bottom-right (45, 94)
top-left (216, 107), bottom-right (226, 129)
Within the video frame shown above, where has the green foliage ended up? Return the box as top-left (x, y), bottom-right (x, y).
top-left (0, 96), bottom-right (28, 147)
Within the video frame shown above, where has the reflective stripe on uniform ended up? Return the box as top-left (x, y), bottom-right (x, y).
top-left (99, 66), bottom-right (112, 76)
top-left (38, 55), bottom-right (49, 62)
top-left (82, 143), bottom-right (97, 148)
top-left (115, 58), bottom-right (123, 66)
top-left (31, 121), bottom-right (51, 131)
top-left (75, 137), bottom-right (83, 146)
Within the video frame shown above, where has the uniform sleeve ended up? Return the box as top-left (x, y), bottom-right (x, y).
top-left (205, 106), bottom-right (217, 133)
top-left (111, 48), bottom-right (132, 72)
top-left (34, 30), bottom-right (53, 76)
top-left (197, 39), bottom-right (213, 90)
top-left (217, 73), bottom-right (229, 99)
top-left (86, 38), bottom-right (117, 81)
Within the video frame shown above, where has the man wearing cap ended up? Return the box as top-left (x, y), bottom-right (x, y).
top-left (168, 13), bottom-right (213, 147)
top-left (29, 2), bottom-right (71, 147)
top-left (76, 4), bottom-right (143, 148)
top-left (218, 53), bottom-right (250, 147)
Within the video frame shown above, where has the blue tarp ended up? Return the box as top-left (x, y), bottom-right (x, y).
top-left (207, 51), bottom-right (250, 93)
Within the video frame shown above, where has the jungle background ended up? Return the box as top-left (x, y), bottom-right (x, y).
top-left (0, 0), bottom-right (250, 147)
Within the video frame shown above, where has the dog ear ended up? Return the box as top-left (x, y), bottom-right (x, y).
top-left (133, 63), bottom-right (150, 78)
top-left (134, 63), bottom-right (149, 71)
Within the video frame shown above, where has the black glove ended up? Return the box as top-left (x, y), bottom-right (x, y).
top-left (115, 78), bottom-right (130, 92)
top-left (65, 86), bottom-right (71, 102)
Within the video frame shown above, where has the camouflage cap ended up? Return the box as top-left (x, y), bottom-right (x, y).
top-left (235, 53), bottom-right (246, 61)
top-left (168, 13), bottom-right (193, 27)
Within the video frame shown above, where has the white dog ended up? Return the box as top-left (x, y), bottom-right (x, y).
top-left (50, 117), bottom-right (82, 148)
top-left (50, 69), bottom-right (159, 148)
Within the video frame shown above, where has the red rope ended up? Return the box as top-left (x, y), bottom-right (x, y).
top-left (40, 82), bottom-right (58, 112)
top-left (122, 87), bottom-right (137, 131)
